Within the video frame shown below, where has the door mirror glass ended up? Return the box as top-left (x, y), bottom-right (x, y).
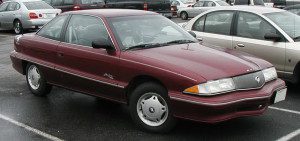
top-left (92, 38), bottom-right (114, 51)
top-left (264, 33), bottom-right (282, 42)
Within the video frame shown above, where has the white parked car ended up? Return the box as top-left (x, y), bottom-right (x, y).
top-left (0, 0), bottom-right (61, 34)
top-left (183, 6), bottom-right (300, 83)
top-left (178, 0), bottom-right (230, 20)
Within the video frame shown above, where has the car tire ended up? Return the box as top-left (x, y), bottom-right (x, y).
top-left (26, 64), bottom-right (52, 96)
top-left (129, 82), bottom-right (177, 133)
top-left (13, 20), bottom-right (23, 35)
top-left (181, 12), bottom-right (188, 20)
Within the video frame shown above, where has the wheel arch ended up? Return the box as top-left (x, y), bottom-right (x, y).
top-left (125, 75), bottom-right (167, 104)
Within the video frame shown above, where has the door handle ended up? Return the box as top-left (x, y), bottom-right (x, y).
top-left (236, 43), bottom-right (245, 48)
top-left (57, 52), bottom-right (64, 57)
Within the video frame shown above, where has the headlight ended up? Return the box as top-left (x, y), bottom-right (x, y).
top-left (262, 67), bottom-right (277, 82)
top-left (183, 78), bottom-right (235, 96)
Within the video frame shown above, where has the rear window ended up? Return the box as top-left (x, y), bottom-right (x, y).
top-left (81, 0), bottom-right (104, 4)
top-left (24, 1), bottom-right (53, 10)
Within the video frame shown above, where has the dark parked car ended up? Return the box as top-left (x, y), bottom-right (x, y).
top-left (284, 4), bottom-right (300, 15)
top-left (42, 0), bottom-right (105, 12)
top-left (105, 0), bottom-right (172, 18)
top-left (10, 9), bottom-right (286, 133)
top-left (273, 0), bottom-right (300, 9)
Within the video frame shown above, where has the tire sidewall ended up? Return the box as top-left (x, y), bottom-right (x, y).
top-left (13, 20), bottom-right (23, 35)
top-left (26, 64), bottom-right (51, 96)
top-left (129, 82), bottom-right (176, 133)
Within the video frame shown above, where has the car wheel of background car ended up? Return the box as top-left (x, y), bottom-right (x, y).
top-left (13, 20), bottom-right (23, 35)
top-left (129, 82), bottom-right (177, 133)
top-left (26, 64), bottom-right (52, 96)
top-left (181, 12), bottom-right (188, 20)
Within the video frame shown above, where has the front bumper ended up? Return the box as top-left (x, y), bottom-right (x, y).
top-left (169, 79), bottom-right (286, 123)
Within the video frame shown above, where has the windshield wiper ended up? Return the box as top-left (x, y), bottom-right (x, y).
top-left (124, 43), bottom-right (167, 51)
top-left (166, 39), bottom-right (196, 44)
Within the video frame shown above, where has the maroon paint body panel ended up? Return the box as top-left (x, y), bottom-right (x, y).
top-left (10, 9), bottom-right (286, 123)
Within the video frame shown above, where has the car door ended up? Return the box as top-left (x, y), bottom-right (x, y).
top-left (3, 2), bottom-right (19, 29)
top-left (0, 2), bottom-right (9, 29)
top-left (24, 15), bottom-right (69, 85)
top-left (57, 15), bottom-right (124, 101)
top-left (232, 12), bottom-right (286, 72)
top-left (190, 1), bottom-right (204, 17)
top-left (191, 11), bottom-right (234, 49)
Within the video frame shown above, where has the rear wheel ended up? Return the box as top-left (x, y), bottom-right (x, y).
top-left (26, 64), bottom-right (52, 96)
top-left (181, 12), bottom-right (188, 20)
top-left (13, 20), bottom-right (23, 34)
top-left (129, 82), bottom-right (177, 133)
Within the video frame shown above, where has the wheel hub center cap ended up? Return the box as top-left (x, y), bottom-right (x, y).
top-left (149, 107), bottom-right (155, 113)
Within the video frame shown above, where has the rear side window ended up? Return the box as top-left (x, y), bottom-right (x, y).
top-left (24, 1), bottom-right (53, 10)
top-left (64, 0), bottom-right (74, 5)
top-left (37, 15), bottom-right (68, 40)
top-left (51, 0), bottom-right (63, 6)
top-left (0, 2), bottom-right (9, 12)
top-left (192, 16), bottom-right (206, 32)
top-left (204, 11), bottom-right (234, 35)
top-left (81, 0), bottom-right (104, 4)
top-left (234, 0), bottom-right (249, 5)
top-left (7, 2), bottom-right (18, 11)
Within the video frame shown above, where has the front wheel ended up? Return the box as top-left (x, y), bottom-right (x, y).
top-left (129, 82), bottom-right (177, 133)
top-left (26, 64), bottom-right (52, 96)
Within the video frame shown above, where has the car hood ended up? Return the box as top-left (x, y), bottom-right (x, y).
top-left (129, 43), bottom-right (273, 81)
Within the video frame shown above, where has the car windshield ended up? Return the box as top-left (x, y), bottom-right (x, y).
top-left (264, 11), bottom-right (300, 41)
top-left (23, 1), bottom-right (53, 10)
top-left (216, 1), bottom-right (230, 6)
top-left (108, 15), bottom-right (197, 50)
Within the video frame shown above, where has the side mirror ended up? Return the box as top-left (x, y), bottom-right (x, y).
top-left (188, 31), bottom-right (197, 38)
top-left (92, 37), bottom-right (115, 51)
top-left (264, 33), bottom-right (282, 42)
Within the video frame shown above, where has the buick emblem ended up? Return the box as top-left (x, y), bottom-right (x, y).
top-left (255, 76), bottom-right (261, 84)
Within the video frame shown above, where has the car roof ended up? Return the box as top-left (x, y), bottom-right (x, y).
top-left (207, 6), bottom-right (286, 14)
top-left (61, 9), bottom-right (158, 18)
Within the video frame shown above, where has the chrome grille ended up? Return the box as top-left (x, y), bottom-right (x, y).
top-left (233, 71), bottom-right (265, 90)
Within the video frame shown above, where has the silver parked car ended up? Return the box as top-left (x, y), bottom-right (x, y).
top-left (0, 0), bottom-right (61, 34)
top-left (178, 0), bottom-right (229, 20)
top-left (184, 6), bottom-right (300, 83)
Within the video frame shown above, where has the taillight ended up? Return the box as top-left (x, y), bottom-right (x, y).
top-left (29, 12), bottom-right (38, 19)
top-left (73, 5), bottom-right (80, 10)
top-left (143, 3), bottom-right (148, 11)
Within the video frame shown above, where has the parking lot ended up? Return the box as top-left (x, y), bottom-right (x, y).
top-left (0, 18), bottom-right (300, 141)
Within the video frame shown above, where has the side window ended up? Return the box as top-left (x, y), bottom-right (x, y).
top-left (234, 0), bottom-right (249, 5)
top-left (7, 2), bottom-right (17, 11)
top-left (0, 2), bottom-right (9, 12)
top-left (194, 1), bottom-right (204, 7)
top-left (43, 0), bottom-right (52, 5)
top-left (52, 0), bottom-right (63, 6)
top-left (204, 11), bottom-right (234, 35)
top-left (204, 1), bottom-right (216, 7)
top-left (63, 0), bottom-right (73, 5)
top-left (236, 12), bottom-right (278, 40)
top-left (192, 15), bottom-right (205, 32)
top-left (65, 15), bottom-right (109, 47)
top-left (37, 15), bottom-right (68, 40)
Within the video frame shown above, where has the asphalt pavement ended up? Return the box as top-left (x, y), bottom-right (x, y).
top-left (0, 18), bottom-right (299, 141)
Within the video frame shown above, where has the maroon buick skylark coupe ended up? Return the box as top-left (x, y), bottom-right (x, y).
top-left (10, 9), bottom-right (287, 133)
